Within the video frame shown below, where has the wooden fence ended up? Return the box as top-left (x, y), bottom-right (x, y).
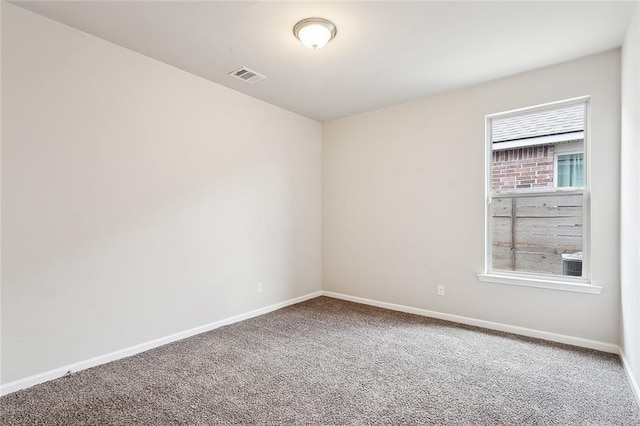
top-left (491, 194), bottom-right (583, 275)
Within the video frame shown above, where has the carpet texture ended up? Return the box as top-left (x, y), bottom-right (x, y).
top-left (1, 296), bottom-right (639, 425)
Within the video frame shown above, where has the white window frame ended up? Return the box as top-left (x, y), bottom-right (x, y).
top-left (477, 96), bottom-right (601, 294)
top-left (554, 142), bottom-right (584, 187)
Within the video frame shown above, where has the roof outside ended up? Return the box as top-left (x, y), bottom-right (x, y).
top-left (492, 104), bottom-right (585, 143)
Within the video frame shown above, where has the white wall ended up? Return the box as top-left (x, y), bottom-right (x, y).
top-left (1, 4), bottom-right (322, 384)
top-left (621, 2), bottom-right (640, 398)
top-left (323, 50), bottom-right (621, 344)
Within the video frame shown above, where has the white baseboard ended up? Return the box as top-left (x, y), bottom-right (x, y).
top-left (620, 349), bottom-right (640, 407)
top-left (0, 291), bottom-right (322, 396)
top-left (321, 291), bottom-right (619, 354)
top-left (2, 290), bottom-right (631, 402)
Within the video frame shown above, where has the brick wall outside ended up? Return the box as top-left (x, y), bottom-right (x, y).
top-left (492, 145), bottom-right (554, 190)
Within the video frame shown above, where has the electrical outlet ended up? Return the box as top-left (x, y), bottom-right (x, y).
top-left (437, 285), bottom-right (445, 297)
top-left (256, 282), bottom-right (263, 293)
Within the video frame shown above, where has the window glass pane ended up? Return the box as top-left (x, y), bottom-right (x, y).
top-left (557, 153), bottom-right (584, 187)
top-left (491, 194), bottom-right (583, 276)
top-left (491, 104), bottom-right (584, 192)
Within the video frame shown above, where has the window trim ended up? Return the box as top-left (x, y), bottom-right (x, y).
top-left (477, 273), bottom-right (602, 294)
top-left (479, 96), bottom-right (597, 293)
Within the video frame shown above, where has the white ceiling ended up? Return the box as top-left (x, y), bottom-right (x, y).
top-left (12, 1), bottom-right (635, 122)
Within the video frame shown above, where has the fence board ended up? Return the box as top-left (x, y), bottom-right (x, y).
top-left (511, 246), bottom-right (578, 256)
top-left (492, 250), bottom-right (564, 273)
top-left (516, 237), bottom-right (581, 251)
top-left (513, 252), bottom-right (563, 275)
top-left (492, 248), bottom-right (514, 270)
top-left (515, 195), bottom-right (583, 206)
top-left (517, 217), bottom-right (583, 236)
top-left (491, 198), bottom-right (513, 216)
top-left (516, 206), bottom-right (582, 218)
top-left (492, 217), bottom-right (512, 245)
top-left (490, 193), bottom-right (583, 275)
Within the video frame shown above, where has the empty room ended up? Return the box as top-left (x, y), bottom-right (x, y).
top-left (1, 1), bottom-right (639, 424)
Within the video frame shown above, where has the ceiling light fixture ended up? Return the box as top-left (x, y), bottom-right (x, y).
top-left (293, 17), bottom-right (337, 50)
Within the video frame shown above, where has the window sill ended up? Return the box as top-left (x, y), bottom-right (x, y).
top-left (477, 273), bottom-right (602, 294)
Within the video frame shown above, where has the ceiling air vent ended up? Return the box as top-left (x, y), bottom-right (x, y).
top-left (228, 67), bottom-right (266, 84)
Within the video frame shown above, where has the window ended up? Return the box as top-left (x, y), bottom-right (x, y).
top-left (478, 97), bottom-right (600, 294)
top-left (557, 153), bottom-right (584, 187)
top-left (556, 152), bottom-right (584, 187)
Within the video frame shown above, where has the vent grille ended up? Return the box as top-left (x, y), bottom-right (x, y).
top-left (228, 67), bottom-right (266, 84)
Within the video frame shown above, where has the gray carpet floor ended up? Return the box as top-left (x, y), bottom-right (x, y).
top-left (1, 296), bottom-right (639, 425)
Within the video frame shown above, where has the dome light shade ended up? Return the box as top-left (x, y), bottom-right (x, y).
top-left (293, 18), bottom-right (337, 50)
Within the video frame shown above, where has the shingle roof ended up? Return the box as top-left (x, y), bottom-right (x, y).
top-left (492, 104), bottom-right (584, 143)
